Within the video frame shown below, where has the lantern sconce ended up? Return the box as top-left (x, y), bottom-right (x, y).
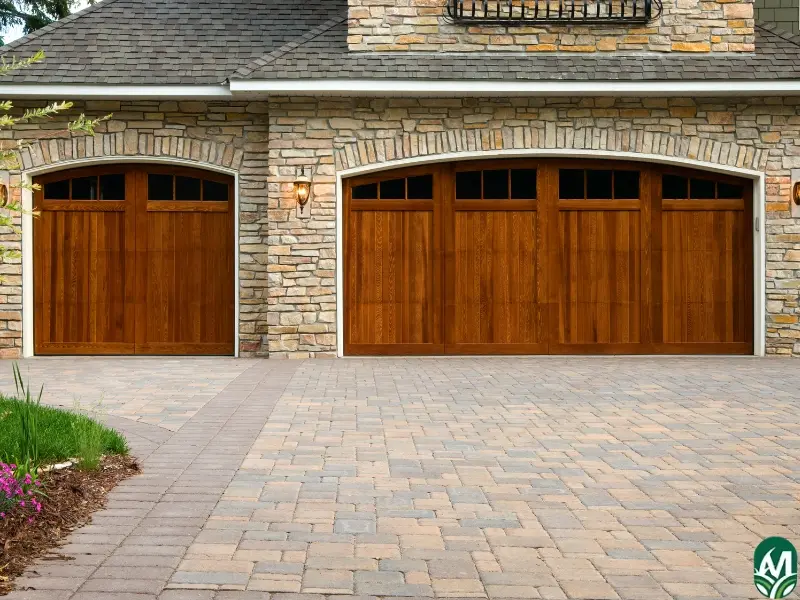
top-left (794, 180), bottom-right (800, 206)
top-left (0, 171), bottom-right (10, 209)
top-left (294, 168), bottom-right (312, 218)
top-left (792, 169), bottom-right (800, 218)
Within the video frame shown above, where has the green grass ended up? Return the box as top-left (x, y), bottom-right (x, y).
top-left (0, 396), bottom-right (128, 465)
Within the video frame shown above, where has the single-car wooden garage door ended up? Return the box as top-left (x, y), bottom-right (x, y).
top-left (34, 165), bottom-right (235, 355)
top-left (344, 160), bottom-right (754, 356)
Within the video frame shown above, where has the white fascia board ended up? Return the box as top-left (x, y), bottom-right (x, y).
top-left (0, 85), bottom-right (232, 99)
top-left (230, 78), bottom-right (800, 97)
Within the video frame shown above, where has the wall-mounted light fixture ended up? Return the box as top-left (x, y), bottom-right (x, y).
top-left (792, 169), bottom-right (800, 219)
top-left (794, 180), bottom-right (800, 206)
top-left (0, 171), bottom-right (10, 208)
top-left (294, 168), bottom-right (312, 218)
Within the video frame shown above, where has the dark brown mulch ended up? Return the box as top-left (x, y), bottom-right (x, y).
top-left (0, 455), bottom-right (139, 595)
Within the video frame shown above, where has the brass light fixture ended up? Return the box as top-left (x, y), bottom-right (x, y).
top-left (0, 183), bottom-right (8, 208)
top-left (794, 180), bottom-right (800, 206)
top-left (294, 170), bottom-right (312, 216)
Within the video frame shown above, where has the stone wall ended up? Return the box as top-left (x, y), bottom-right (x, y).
top-left (270, 95), bottom-right (800, 356)
top-left (755, 0), bottom-right (799, 34)
top-left (347, 0), bottom-right (755, 52)
top-left (0, 99), bottom-right (271, 358)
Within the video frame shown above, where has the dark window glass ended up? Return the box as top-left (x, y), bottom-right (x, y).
top-left (483, 169), bottom-right (509, 199)
top-left (511, 169), bottom-right (537, 199)
top-left (614, 171), bottom-right (640, 199)
top-left (407, 175), bottom-right (433, 199)
top-left (586, 169), bottom-right (613, 199)
top-left (690, 178), bottom-right (716, 199)
top-left (203, 179), bottom-right (229, 201)
top-left (176, 176), bottom-right (202, 201)
top-left (718, 182), bottom-right (744, 199)
top-left (456, 171), bottom-right (482, 199)
top-left (352, 182), bottom-right (378, 199)
top-left (71, 176), bottom-right (98, 200)
top-left (148, 174), bottom-right (174, 200)
top-left (100, 174), bottom-right (125, 200)
top-left (380, 178), bottom-right (405, 200)
top-left (662, 174), bottom-right (688, 199)
top-left (559, 169), bottom-right (585, 199)
top-left (44, 179), bottom-right (69, 200)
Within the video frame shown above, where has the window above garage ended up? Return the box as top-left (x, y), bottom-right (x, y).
top-left (446, 0), bottom-right (661, 25)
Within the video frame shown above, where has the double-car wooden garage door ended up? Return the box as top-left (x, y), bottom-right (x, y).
top-left (344, 160), bottom-right (754, 355)
top-left (34, 165), bottom-right (235, 355)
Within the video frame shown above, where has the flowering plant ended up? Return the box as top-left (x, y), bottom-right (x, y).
top-left (0, 462), bottom-right (42, 523)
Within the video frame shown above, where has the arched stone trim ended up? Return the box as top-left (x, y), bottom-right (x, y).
top-left (333, 126), bottom-right (766, 174)
top-left (18, 132), bottom-right (244, 172)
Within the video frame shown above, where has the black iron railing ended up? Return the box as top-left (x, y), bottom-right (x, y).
top-left (446, 0), bottom-right (662, 24)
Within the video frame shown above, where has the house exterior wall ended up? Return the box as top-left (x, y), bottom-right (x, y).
top-left (755, 0), bottom-right (799, 33)
top-left (269, 95), bottom-right (800, 357)
top-left (4, 96), bottom-right (800, 357)
top-left (0, 100), bottom-right (272, 358)
top-left (346, 0), bottom-right (755, 52)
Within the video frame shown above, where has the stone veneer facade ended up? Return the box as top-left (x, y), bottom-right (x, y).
top-left (3, 96), bottom-right (800, 357)
top-left (346, 0), bottom-right (755, 52)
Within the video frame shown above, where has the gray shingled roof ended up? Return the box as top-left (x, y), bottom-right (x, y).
top-left (0, 0), bottom-right (799, 85)
top-left (0, 0), bottom-right (345, 84)
top-left (234, 20), bottom-right (800, 82)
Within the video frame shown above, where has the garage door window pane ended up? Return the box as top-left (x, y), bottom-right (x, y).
top-left (44, 179), bottom-right (70, 200)
top-left (690, 178), bottom-right (716, 199)
top-left (203, 179), bottom-right (229, 201)
top-left (407, 175), bottom-right (433, 199)
top-left (71, 176), bottom-right (98, 200)
top-left (100, 174), bottom-right (125, 200)
top-left (483, 169), bottom-right (509, 199)
top-left (176, 176), bottom-right (202, 201)
top-left (149, 174), bottom-right (174, 200)
top-left (352, 182), bottom-right (378, 199)
top-left (718, 182), bottom-right (744, 199)
top-left (614, 171), bottom-right (640, 199)
top-left (456, 171), bottom-right (482, 199)
top-left (380, 178), bottom-right (406, 200)
top-left (559, 169), bottom-right (584, 199)
top-left (511, 169), bottom-right (537, 199)
top-left (586, 170), bottom-right (613, 199)
top-left (662, 175), bottom-right (688, 199)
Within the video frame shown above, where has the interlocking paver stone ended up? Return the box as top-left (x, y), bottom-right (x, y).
top-left (5, 357), bottom-right (800, 600)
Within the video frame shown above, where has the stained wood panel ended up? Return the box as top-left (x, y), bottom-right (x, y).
top-left (661, 209), bottom-right (750, 347)
top-left (449, 210), bottom-right (544, 352)
top-left (34, 165), bottom-right (234, 356)
top-left (34, 209), bottom-right (134, 354)
top-left (346, 209), bottom-right (439, 352)
top-left (556, 210), bottom-right (642, 347)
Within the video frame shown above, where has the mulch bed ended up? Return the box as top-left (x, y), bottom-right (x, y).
top-left (0, 455), bottom-right (139, 595)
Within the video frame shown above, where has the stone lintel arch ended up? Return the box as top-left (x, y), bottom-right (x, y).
top-left (333, 126), bottom-right (767, 176)
top-left (18, 131), bottom-right (244, 173)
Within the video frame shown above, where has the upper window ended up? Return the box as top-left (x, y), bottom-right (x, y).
top-left (43, 173), bottom-right (125, 201)
top-left (455, 168), bottom-right (537, 200)
top-left (147, 174), bottom-right (230, 202)
top-left (662, 175), bottom-right (744, 200)
top-left (559, 169), bottom-right (640, 200)
top-left (351, 174), bottom-right (434, 200)
top-left (446, 0), bottom-right (661, 25)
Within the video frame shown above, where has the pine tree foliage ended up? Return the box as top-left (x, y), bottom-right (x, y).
top-left (0, 1), bottom-right (93, 42)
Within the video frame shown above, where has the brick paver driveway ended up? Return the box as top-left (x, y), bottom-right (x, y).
top-left (5, 357), bottom-right (800, 600)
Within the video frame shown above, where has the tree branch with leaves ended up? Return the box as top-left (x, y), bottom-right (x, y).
top-left (0, 49), bottom-right (109, 263)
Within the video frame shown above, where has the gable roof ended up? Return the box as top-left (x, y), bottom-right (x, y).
top-left (0, 0), bottom-right (799, 88)
top-left (0, 0), bottom-right (344, 85)
top-left (232, 20), bottom-right (800, 83)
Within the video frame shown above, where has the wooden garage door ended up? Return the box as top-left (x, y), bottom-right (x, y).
top-left (34, 165), bottom-right (235, 355)
top-left (344, 160), bottom-right (754, 356)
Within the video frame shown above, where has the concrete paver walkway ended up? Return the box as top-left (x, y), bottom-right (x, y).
top-left (5, 357), bottom-right (800, 600)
